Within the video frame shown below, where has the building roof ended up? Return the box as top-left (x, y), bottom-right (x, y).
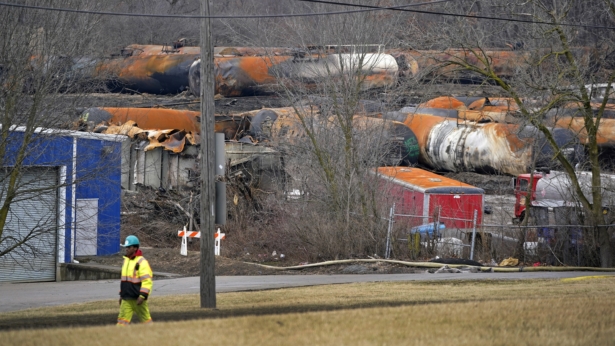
top-left (376, 166), bottom-right (484, 194)
top-left (4, 125), bottom-right (127, 142)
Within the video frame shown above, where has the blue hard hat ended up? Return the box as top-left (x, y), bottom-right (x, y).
top-left (121, 235), bottom-right (140, 247)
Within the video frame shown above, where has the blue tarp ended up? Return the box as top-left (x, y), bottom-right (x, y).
top-left (410, 222), bottom-right (446, 236)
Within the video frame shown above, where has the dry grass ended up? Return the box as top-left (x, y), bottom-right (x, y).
top-left (2, 277), bottom-right (615, 345)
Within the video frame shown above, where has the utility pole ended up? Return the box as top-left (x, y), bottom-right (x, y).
top-left (199, 0), bottom-right (216, 309)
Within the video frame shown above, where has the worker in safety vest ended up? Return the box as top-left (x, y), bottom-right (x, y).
top-left (117, 235), bottom-right (153, 326)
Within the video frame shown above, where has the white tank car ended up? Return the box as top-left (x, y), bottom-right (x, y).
top-left (533, 170), bottom-right (615, 208)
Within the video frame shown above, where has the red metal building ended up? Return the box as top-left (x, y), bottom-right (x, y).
top-left (377, 167), bottom-right (484, 230)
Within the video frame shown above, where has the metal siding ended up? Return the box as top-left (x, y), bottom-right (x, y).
top-left (376, 167), bottom-right (483, 228)
top-left (178, 152), bottom-right (198, 188)
top-left (75, 138), bottom-right (121, 256)
top-left (134, 147), bottom-right (163, 188)
top-left (145, 149), bottom-right (162, 188)
top-left (168, 153), bottom-right (179, 189)
top-left (414, 191), bottom-right (425, 222)
top-left (401, 189), bottom-right (425, 228)
top-left (135, 148), bottom-right (145, 185)
top-left (3, 132), bottom-right (73, 275)
top-left (429, 193), bottom-right (483, 229)
top-left (0, 168), bottom-right (58, 283)
top-left (4, 132), bottom-right (73, 167)
top-left (395, 186), bottom-right (423, 222)
top-left (387, 182), bottom-right (426, 230)
top-left (2, 131), bottom-right (122, 263)
top-left (71, 137), bottom-right (77, 263)
top-left (168, 153), bottom-right (199, 189)
top-left (5, 133), bottom-right (76, 264)
top-left (75, 199), bottom-right (98, 256)
top-left (120, 140), bottom-right (132, 190)
top-left (423, 194), bottom-right (430, 224)
top-left (57, 166), bottom-right (67, 263)
top-left (401, 189), bottom-right (423, 217)
top-left (161, 150), bottom-right (170, 190)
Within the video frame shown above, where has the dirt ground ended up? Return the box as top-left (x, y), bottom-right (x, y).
top-left (76, 248), bottom-right (425, 277)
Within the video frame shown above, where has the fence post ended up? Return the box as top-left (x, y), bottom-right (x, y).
top-left (470, 209), bottom-right (478, 260)
top-left (385, 203), bottom-right (395, 259)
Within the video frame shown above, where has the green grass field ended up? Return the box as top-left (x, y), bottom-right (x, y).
top-left (2, 277), bottom-right (614, 345)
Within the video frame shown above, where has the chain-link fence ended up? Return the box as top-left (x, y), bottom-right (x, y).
top-left (389, 202), bottom-right (609, 266)
top-left (386, 204), bottom-right (480, 261)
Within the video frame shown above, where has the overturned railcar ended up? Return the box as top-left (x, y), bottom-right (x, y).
top-left (406, 96), bottom-right (520, 123)
top-left (78, 106), bottom-right (281, 191)
top-left (96, 53), bottom-right (198, 94)
top-left (382, 112), bottom-right (583, 175)
top-left (553, 116), bottom-right (615, 147)
top-left (94, 44), bottom-right (201, 94)
top-left (97, 51), bottom-right (398, 96)
top-left (400, 106), bottom-right (509, 123)
top-left (406, 49), bottom-right (529, 82)
top-left (190, 56), bottom-right (292, 97)
top-left (419, 96), bottom-right (520, 113)
top-left (407, 47), bottom-right (592, 83)
top-left (246, 107), bottom-right (419, 166)
top-left (80, 107), bottom-right (250, 140)
top-left (189, 52), bottom-right (399, 97)
top-left (82, 107), bottom-right (200, 132)
top-left (119, 44), bottom-right (202, 56)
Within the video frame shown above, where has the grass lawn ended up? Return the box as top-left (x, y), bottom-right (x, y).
top-left (1, 277), bottom-right (614, 345)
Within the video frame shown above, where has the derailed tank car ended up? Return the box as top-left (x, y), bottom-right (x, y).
top-left (189, 52), bottom-right (398, 97)
top-left (382, 111), bottom-right (584, 175)
top-left (80, 107), bottom-right (250, 140)
top-left (247, 107), bottom-right (419, 167)
top-left (94, 44), bottom-right (202, 94)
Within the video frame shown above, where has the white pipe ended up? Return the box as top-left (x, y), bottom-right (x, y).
top-left (245, 258), bottom-right (615, 272)
top-left (71, 137), bottom-right (77, 263)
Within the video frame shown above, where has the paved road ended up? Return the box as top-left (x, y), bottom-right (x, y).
top-left (1, 271), bottom-right (612, 313)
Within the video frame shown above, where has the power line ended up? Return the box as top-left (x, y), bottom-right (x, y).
top-left (1, 0), bottom-right (613, 30)
top-left (0, 0), bottom-right (452, 19)
top-left (297, 0), bottom-right (615, 30)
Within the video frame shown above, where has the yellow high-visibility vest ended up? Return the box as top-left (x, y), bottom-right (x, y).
top-left (120, 255), bottom-right (153, 298)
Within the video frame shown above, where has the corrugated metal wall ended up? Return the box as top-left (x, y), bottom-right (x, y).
top-left (0, 167), bottom-right (59, 283)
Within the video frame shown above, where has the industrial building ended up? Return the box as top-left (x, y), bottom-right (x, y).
top-left (0, 128), bottom-right (125, 283)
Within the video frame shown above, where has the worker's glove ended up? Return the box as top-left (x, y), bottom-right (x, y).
top-left (137, 296), bottom-right (145, 305)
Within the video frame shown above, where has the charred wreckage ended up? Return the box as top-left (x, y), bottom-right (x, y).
top-left (61, 43), bottom-right (615, 236)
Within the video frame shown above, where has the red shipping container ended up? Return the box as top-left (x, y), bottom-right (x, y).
top-left (377, 167), bottom-right (484, 230)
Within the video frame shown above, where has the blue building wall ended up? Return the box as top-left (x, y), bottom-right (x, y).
top-left (4, 130), bottom-right (123, 261)
top-left (76, 137), bottom-right (122, 256)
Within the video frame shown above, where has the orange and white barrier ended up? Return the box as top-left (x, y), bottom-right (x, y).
top-left (178, 230), bottom-right (201, 238)
top-left (178, 226), bottom-right (225, 256)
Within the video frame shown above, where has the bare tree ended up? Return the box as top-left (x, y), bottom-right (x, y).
top-left (220, 1), bottom-right (417, 260)
top-left (414, 0), bottom-right (615, 266)
top-left (0, 1), bottom-right (110, 264)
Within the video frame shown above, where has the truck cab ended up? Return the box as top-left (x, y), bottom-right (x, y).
top-left (512, 173), bottom-right (543, 222)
